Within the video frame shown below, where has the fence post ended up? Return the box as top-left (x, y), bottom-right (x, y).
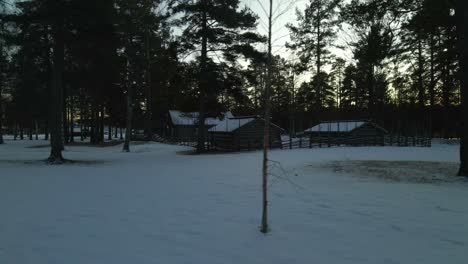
top-left (289, 136), bottom-right (292, 149)
top-left (319, 125), bottom-right (322, 148)
top-left (299, 136), bottom-right (303, 148)
top-left (337, 122), bottom-right (340, 147)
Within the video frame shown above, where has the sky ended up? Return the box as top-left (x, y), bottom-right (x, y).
top-left (242, 0), bottom-right (355, 82)
top-left (242, 0), bottom-right (307, 61)
top-left (243, 0), bottom-right (355, 64)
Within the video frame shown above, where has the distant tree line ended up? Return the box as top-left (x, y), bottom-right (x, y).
top-left (0, 0), bottom-right (466, 162)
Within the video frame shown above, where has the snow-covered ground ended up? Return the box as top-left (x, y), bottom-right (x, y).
top-left (1, 138), bottom-right (467, 264)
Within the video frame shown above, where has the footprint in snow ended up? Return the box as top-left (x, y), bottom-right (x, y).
top-left (440, 238), bottom-right (465, 247)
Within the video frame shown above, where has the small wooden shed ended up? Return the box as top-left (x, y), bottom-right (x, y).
top-left (208, 116), bottom-right (284, 151)
top-left (304, 120), bottom-right (388, 136)
top-left (303, 120), bottom-right (388, 140)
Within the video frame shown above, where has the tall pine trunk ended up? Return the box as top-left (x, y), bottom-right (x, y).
top-left (63, 87), bottom-right (69, 144)
top-left (48, 22), bottom-right (65, 163)
top-left (35, 120), bottom-right (39, 140)
top-left (457, 0), bottom-right (468, 176)
top-left (69, 94), bottom-right (74, 142)
top-left (0, 103), bottom-right (3, 145)
top-left (0, 86), bottom-right (3, 145)
top-left (123, 60), bottom-right (133, 152)
top-left (144, 28), bottom-right (153, 141)
top-left (100, 104), bottom-right (105, 142)
top-left (0, 44), bottom-right (3, 145)
top-left (197, 4), bottom-right (208, 153)
top-left (316, 0), bottom-right (322, 110)
top-left (417, 36), bottom-right (425, 108)
top-left (429, 34), bottom-right (436, 107)
top-left (44, 121), bottom-right (49, 141)
top-left (108, 124), bottom-right (112, 141)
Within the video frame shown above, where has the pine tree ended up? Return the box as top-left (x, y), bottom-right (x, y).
top-left (352, 22), bottom-right (393, 116)
top-left (341, 64), bottom-right (358, 109)
top-left (330, 57), bottom-right (346, 108)
top-left (174, 0), bottom-right (262, 152)
top-left (287, 0), bottom-right (341, 109)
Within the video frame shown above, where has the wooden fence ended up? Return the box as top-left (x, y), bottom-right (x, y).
top-left (155, 134), bottom-right (431, 152)
top-left (154, 135), bottom-right (216, 150)
top-left (281, 135), bottom-right (431, 150)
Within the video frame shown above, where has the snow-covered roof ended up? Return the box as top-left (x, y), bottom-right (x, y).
top-left (209, 116), bottom-right (286, 133)
top-left (169, 110), bottom-right (233, 126)
top-left (304, 121), bottom-right (367, 133)
top-left (208, 117), bottom-right (256, 132)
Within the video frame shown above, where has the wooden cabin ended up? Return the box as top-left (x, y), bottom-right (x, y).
top-left (303, 120), bottom-right (388, 145)
top-left (167, 110), bottom-right (233, 139)
top-left (209, 116), bottom-right (284, 151)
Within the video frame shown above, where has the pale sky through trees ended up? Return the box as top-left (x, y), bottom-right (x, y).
top-left (242, 0), bottom-right (306, 59)
top-left (242, 0), bottom-right (354, 77)
top-left (2, 0), bottom-right (354, 80)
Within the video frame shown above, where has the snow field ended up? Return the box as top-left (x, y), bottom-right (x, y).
top-left (0, 139), bottom-right (467, 264)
